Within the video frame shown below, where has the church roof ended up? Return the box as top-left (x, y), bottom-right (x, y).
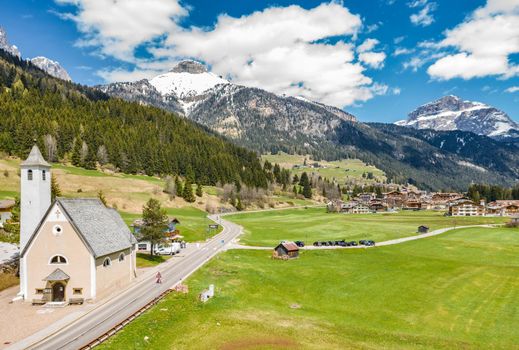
top-left (22, 198), bottom-right (137, 258)
top-left (57, 198), bottom-right (137, 257)
top-left (43, 268), bottom-right (70, 281)
top-left (21, 145), bottom-right (50, 167)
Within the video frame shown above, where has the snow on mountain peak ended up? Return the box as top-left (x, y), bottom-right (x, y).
top-left (30, 56), bottom-right (72, 81)
top-left (0, 26), bottom-right (21, 57)
top-left (149, 61), bottom-right (229, 99)
top-left (396, 95), bottom-right (519, 139)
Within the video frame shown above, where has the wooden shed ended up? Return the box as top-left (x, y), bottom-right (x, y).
top-left (417, 225), bottom-right (429, 233)
top-left (274, 242), bottom-right (299, 259)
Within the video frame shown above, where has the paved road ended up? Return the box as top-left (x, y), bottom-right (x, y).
top-left (9, 215), bottom-right (242, 350)
top-left (228, 224), bottom-right (498, 250)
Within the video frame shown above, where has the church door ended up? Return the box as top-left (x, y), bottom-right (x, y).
top-left (52, 282), bottom-right (65, 302)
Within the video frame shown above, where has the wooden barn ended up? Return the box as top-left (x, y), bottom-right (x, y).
top-left (274, 242), bottom-right (299, 259)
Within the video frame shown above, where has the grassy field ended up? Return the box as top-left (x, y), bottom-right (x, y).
top-left (136, 253), bottom-right (171, 268)
top-left (99, 226), bottom-right (519, 350)
top-left (262, 152), bottom-right (386, 184)
top-left (226, 208), bottom-right (509, 246)
top-left (120, 207), bottom-right (222, 242)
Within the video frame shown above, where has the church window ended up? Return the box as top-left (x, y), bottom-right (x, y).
top-left (28, 169), bottom-right (33, 181)
top-left (42, 170), bottom-right (46, 181)
top-left (103, 257), bottom-right (111, 267)
top-left (73, 288), bottom-right (83, 295)
top-left (35, 289), bottom-right (44, 294)
top-left (118, 253), bottom-right (125, 262)
top-left (50, 255), bottom-right (67, 264)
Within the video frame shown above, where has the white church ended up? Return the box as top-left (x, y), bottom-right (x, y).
top-left (18, 145), bottom-right (137, 304)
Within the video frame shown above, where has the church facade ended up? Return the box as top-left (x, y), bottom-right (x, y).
top-left (18, 146), bottom-right (137, 304)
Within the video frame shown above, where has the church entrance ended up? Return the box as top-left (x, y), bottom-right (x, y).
top-left (52, 282), bottom-right (65, 302)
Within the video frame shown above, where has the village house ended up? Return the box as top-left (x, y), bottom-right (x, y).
top-left (356, 192), bottom-right (376, 204)
top-left (383, 191), bottom-right (406, 209)
top-left (449, 199), bottom-right (485, 217)
top-left (0, 199), bottom-right (15, 228)
top-left (274, 242), bottom-right (299, 259)
top-left (487, 200), bottom-right (519, 216)
top-left (18, 146), bottom-right (137, 305)
top-left (430, 192), bottom-right (464, 210)
top-left (133, 218), bottom-right (182, 252)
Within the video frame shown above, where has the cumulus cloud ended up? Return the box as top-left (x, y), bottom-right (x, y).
top-left (56, 1), bottom-right (392, 108)
top-left (410, 2), bottom-right (437, 26)
top-left (54, 0), bottom-right (187, 61)
top-left (427, 0), bottom-right (519, 80)
top-left (506, 86), bottom-right (519, 93)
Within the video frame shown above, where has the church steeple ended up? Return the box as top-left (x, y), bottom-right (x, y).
top-left (20, 145), bottom-right (51, 251)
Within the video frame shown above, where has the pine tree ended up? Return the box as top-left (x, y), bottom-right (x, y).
top-left (300, 172), bottom-right (312, 199)
top-left (141, 199), bottom-right (168, 256)
top-left (51, 174), bottom-right (62, 201)
top-left (182, 180), bottom-right (196, 203)
top-left (175, 176), bottom-right (183, 197)
top-left (196, 183), bottom-right (203, 197)
top-left (71, 138), bottom-right (82, 167)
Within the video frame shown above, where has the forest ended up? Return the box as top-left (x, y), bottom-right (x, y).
top-left (0, 49), bottom-right (268, 188)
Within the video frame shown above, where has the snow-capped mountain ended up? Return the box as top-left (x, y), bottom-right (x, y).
top-left (396, 95), bottom-right (519, 140)
top-left (0, 27), bottom-right (71, 81)
top-left (0, 27), bottom-right (20, 57)
top-left (30, 56), bottom-right (71, 81)
top-left (98, 60), bottom-right (357, 153)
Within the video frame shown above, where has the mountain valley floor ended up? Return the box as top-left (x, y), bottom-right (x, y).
top-left (98, 213), bottom-right (519, 349)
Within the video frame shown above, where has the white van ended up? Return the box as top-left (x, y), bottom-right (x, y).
top-left (154, 242), bottom-right (181, 255)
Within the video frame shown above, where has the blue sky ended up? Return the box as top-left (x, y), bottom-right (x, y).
top-left (0, 0), bottom-right (517, 123)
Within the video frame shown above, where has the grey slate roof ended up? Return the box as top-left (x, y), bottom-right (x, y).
top-left (21, 145), bottom-right (51, 167)
top-left (57, 198), bottom-right (136, 257)
top-left (43, 268), bottom-right (70, 281)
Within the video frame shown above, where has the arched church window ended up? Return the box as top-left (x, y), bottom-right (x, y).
top-left (103, 257), bottom-right (111, 267)
top-left (28, 169), bottom-right (33, 181)
top-left (42, 170), bottom-right (46, 181)
top-left (50, 255), bottom-right (67, 264)
top-left (118, 253), bottom-right (125, 262)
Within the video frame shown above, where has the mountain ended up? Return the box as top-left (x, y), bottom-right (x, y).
top-left (99, 61), bottom-right (519, 190)
top-left (0, 27), bottom-right (20, 58)
top-left (30, 56), bottom-right (71, 81)
top-left (0, 27), bottom-right (71, 81)
top-left (396, 95), bottom-right (519, 140)
top-left (0, 49), bottom-right (268, 188)
top-left (99, 60), bottom-right (356, 158)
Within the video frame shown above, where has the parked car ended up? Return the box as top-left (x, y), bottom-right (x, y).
top-left (350, 241), bottom-right (358, 246)
top-left (338, 241), bottom-right (347, 247)
top-left (154, 242), bottom-right (181, 255)
top-left (366, 240), bottom-right (376, 246)
top-left (359, 240), bottom-right (367, 245)
top-left (295, 241), bottom-right (305, 247)
top-left (313, 241), bottom-right (322, 247)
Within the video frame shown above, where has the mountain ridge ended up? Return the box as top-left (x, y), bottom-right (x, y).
top-left (396, 95), bottom-right (519, 140)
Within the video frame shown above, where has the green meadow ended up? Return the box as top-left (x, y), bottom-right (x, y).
top-left (99, 226), bottom-right (519, 350)
top-left (227, 208), bottom-right (508, 246)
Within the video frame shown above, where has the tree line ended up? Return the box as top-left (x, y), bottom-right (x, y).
top-left (0, 49), bottom-right (268, 188)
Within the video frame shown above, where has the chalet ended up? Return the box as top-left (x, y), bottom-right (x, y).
top-left (18, 146), bottom-right (137, 304)
top-left (356, 192), bottom-right (376, 204)
top-left (383, 191), bottom-right (406, 209)
top-left (449, 199), bottom-right (485, 216)
top-left (417, 225), bottom-right (429, 233)
top-left (342, 201), bottom-right (372, 214)
top-left (274, 242), bottom-right (299, 259)
top-left (404, 200), bottom-right (422, 210)
top-left (0, 199), bottom-right (15, 228)
top-left (369, 199), bottom-right (387, 212)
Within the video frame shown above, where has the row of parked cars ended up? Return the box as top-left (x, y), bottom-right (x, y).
top-left (312, 240), bottom-right (375, 247)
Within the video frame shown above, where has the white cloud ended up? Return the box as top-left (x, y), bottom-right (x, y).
top-left (410, 3), bottom-right (437, 26)
top-left (394, 36), bottom-right (405, 44)
top-left (427, 0), bottom-right (519, 80)
top-left (357, 38), bottom-right (379, 53)
top-left (407, 0), bottom-right (429, 8)
top-left (393, 47), bottom-right (414, 56)
top-left (57, 1), bottom-right (392, 108)
top-left (392, 87), bottom-right (402, 95)
top-left (506, 86), bottom-right (519, 93)
top-left (54, 0), bottom-right (187, 61)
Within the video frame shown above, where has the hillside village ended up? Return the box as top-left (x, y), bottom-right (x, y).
top-left (329, 189), bottom-right (519, 217)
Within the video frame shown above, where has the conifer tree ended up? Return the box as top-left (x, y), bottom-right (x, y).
top-left (51, 174), bottom-right (61, 201)
top-left (182, 180), bottom-right (196, 203)
top-left (175, 176), bottom-right (183, 197)
top-left (196, 183), bottom-right (203, 197)
top-left (71, 138), bottom-right (82, 167)
top-left (141, 198), bottom-right (168, 256)
top-left (299, 172), bottom-right (312, 199)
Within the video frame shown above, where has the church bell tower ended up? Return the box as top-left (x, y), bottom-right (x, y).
top-left (20, 145), bottom-right (51, 251)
